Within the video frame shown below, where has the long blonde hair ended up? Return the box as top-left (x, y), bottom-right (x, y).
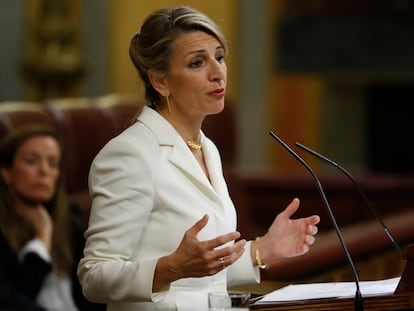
top-left (0, 125), bottom-right (73, 275)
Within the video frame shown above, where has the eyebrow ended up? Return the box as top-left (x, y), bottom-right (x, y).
top-left (186, 45), bottom-right (225, 57)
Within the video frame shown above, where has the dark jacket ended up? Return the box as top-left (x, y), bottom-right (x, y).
top-left (0, 204), bottom-right (105, 311)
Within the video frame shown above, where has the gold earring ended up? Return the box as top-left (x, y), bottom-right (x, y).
top-left (165, 95), bottom-right (171, 113)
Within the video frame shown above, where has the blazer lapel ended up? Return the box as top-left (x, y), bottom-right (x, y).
top-left (201, 135), bottom-right (229, 200)
top-left (138, 106), bottom-right (221, 202)
top-left (167, 138), bottom-right (220, 202)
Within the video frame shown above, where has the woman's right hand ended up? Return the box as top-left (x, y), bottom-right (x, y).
top-left (152, 214), bottom-right (246, 291)
top-left (16, 205), bottom-right (53, 252)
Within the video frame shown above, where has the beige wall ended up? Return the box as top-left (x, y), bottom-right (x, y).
top-left (109, 0), bottom-right (239, 103)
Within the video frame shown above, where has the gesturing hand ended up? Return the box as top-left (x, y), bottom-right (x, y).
top-left (254, 198), bottom-right (320, 264)
top-left (153, 214), bottom-right (246, 291)
top-left (171, 214), bottom-right (246, 276)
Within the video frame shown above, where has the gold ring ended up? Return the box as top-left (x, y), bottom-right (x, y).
top-left (219, 258), bottom-right (225, 269)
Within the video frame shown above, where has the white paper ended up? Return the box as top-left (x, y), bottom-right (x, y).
top-left (255, 276), bottom-right (401, 304)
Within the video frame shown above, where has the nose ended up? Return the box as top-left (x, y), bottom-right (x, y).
top-left (38, 160), bottom-right (51, 175)
top-left (209, 59), bottom-right (226, 83)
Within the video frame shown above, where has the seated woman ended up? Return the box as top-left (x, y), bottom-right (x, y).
top-left (0, 125), bottom-right (104, 311)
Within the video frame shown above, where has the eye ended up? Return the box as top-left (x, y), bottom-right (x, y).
top-left (188, 58), bottom-right (203, 68)
top-left (49, 161), bottom-right (59, 169)
top-left (216, 54), bottom-right (225, 63)
top-left (48, 158), bottom-right (60, 169)
top-left (24, 157), bottom-right (38, 165)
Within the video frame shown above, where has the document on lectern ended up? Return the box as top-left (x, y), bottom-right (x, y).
top-left (255, 277), bottom-right (400, 304)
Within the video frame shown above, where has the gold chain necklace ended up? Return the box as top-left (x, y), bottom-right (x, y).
top-left (187, 140), bottom-right (202, 150)
top-left (187, 135), bottom-right (203, 150)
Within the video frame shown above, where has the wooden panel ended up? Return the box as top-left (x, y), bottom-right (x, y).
top-left (251, 293), bottom-right (414, 310)
top-left (237, 172), bottom-right (414, 235)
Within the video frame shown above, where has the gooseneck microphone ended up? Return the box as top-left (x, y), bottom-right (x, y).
top-left (294, 142), bottom-right (402, 256)
top-left (269, 131), bottom-right (364, 311)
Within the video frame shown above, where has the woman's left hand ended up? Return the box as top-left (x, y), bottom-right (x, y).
top-left (253, 198), bottom-right (320, 265)
top-left (16, 204), bottom-right (53, 252)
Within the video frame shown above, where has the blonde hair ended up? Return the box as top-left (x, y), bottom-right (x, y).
top-left (129, 6), bottom-right (228, 109)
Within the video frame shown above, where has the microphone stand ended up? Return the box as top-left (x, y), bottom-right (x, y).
top-left (294, 142), bottom-right (402, 255)
top-left (269, 131), bottom-right (364, 311)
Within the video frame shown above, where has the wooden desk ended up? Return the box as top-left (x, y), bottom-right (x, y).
top-left (251, 244), bottom-right (414, 311)
top-left (251, 293), bottom-right (414, 310)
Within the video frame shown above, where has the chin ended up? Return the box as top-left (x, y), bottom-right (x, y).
top-left (29, 193), bottom-right (54, 204)
top-left (210, 101), bottom-right (225, 114)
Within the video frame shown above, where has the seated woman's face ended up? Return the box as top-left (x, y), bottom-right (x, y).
top-left (3, 135), bottom-right (61, 204)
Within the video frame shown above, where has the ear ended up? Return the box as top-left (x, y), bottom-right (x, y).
top-left (0, 166), bottom-right (11, 185)
top-left (148, 69), bottom-right (169, 96)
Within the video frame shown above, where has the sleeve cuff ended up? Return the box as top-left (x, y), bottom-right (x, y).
top-left (18, 238), bottom-right (51, 263)
top-left (227, 241), bottom-right (261, 286)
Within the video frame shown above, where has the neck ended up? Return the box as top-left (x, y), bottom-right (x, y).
top-left (156, 107), bottom-right (204, 150)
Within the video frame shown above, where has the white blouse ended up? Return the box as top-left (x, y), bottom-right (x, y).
top-left (19, 238), bottom-right (79, 311)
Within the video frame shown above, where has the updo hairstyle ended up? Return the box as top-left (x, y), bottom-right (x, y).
top-left (129, 6), bottom-right (227, 109)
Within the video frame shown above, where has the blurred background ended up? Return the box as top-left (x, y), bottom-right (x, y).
top-left (1, 0), bottom-right (414, 174)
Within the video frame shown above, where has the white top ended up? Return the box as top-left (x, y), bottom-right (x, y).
top-left (20, 238), bottom-right (79, 311)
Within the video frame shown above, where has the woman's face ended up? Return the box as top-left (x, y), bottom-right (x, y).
top-left (163, 30), bottom-right (227, 119)
top-left (1, 136), bottom-right (61, 205)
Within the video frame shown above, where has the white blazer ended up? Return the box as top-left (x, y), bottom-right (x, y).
top-left (78, 106), bottom-right (259, 311)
